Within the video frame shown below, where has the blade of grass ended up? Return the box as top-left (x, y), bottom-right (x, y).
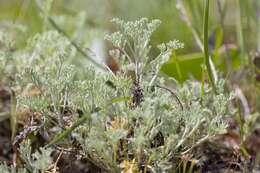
top-left (235, 98), bottom-right (250, 160)
top-left (203, 0), bottom-right (217, 93)
top-left (172, 51), bottom-right (183, 82)
top-left (168, 52), bottom-right (203, 62)
top-left (239, 0), bottom-right (257, 80)
top-left (258, 2), bottom-right (260, 52)
top-left (188, 159), bottom-right (196, 173)
top-left (182, 159), bottom-right (187, 173)
top-left (216, 0), bottom-right (233, 74)
top-left (200, 65), bottom-right (206, 104)
top-left (212, 26), bottom-right (223, 63)
top-left (110, 97), bottom-right (131, 104)
top-left (46, 113), bottom-right (91, 147)
top-left (237, 0), bottom-right (245, 64)
top-left (46, 96), bottom-right (130, 147)
top-left (10, 89), bottom-right (17, 140)
top-left (176, 0), bottom-right (203, 50)
top-left (176, 0), bottom-right (218, 86)
top-left (47, 16), bottom-right (106, 71)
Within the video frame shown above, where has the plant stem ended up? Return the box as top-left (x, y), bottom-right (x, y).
top-left (177, 0), bottom-right (203, 51)
top-left (200, 65), bottom-right (206, 104)
top-left (155, 84), bottom-right (183, 110)
top-left (203, 0), bottom-right (217, 93)
top-left (237, 0), bottom-right (246, 65)
top-left (46, 113), bottom-right (91, 147)
top-left (47, 17), bottom-right (106, 70)
top-left (35, 0), bottom-right (106, 71)
top-left (10, 88), bottom-right (17, 140)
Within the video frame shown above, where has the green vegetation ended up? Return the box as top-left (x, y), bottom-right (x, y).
top-left (0, 0), bottom-right (259, 172)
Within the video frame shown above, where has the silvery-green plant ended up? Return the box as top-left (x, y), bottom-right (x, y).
top-left (71, 18), bottom-right (233, 172)
top-left (19, 140), bottom-right (53, 173)
top-left (0, 164), bottom-right (27, 173)
top-left (0, 18), bottom-right (234, 173)
top-left (0, 140), bottom-right (52, 173)
top-left (105, 18), bottom-right (184, 85)
top-left (0, 30), bottom-right (16, 84)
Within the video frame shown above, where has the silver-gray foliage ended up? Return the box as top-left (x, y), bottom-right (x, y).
top-left (0, 18), bottom-right (234, 172)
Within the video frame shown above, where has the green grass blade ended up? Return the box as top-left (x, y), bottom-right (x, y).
top-left (46, 113), bottom-right (91, 147)
top-left (203, 0), bottom-right (217, 93)
top-left (10, 89), bottom-right (17, 140)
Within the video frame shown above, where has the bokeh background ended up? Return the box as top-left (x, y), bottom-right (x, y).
top-left (0, 0), bottom-right (259, 87)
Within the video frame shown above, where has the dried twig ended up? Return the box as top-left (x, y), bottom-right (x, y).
top-left (46, 149), bottom-right (63, 173)
top-left (155, 84), bottom-right (183, 110)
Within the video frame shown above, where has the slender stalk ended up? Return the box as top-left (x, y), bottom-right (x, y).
top-left (10, 89), bottom-right (17, 140)
top-left (217, 0), bottom-right (232, 73)
top-left (200, 65), bottom-right (206, 104)
top-left (46, 113), bottom-right (91, 147)
top-left (46, 96), bottom-right (129, 147)
top-left (155, 84), bottom-right (183, 110)
top-left (258, 1), bottom-right (260, 52)
top-left (181, 135), bottom-right (209, 155)
top-left (35, 0), bottom-right (106, 71)
top-left (238, 0), bottom-right (257, 84)
top-left (183, 160), bottom-right (187, 173)
top-left (47, 17), bottom-right (106, 71)
top-left (177, 0), bottom-right (203, 51)
top-left (175, 118), bottom-right (206, 150)
top-left (188, 160), bottom-right (196, 173)
top-left (203, 0), bottom-right (217, 93)
top-left (236, 98), bottom-right (250, 159)
top-left (237, 0), bottom-right (245, 65)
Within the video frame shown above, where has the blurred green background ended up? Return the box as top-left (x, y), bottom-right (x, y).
top-left (0, 0), bottom-right (260, 82)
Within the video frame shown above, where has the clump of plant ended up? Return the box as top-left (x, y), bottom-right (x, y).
top-left (0, 18), bottom-right (234, 173)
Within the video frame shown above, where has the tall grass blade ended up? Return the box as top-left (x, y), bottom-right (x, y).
top-left (203, 0), bottom-right (217, 93)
